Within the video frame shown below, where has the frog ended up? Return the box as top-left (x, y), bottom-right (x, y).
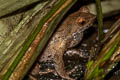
top-left (37, 6), bottom-right (96, 80)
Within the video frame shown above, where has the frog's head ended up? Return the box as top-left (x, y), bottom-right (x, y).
top-left (67, 7), bottom-right (96, 48)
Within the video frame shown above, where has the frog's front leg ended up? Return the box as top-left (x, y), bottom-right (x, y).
top-left (65, 49), bottom-right (89, 59)
top-left (53, 40), bottom-right (75, 80)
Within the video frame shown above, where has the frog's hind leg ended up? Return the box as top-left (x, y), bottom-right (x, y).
top-left (54, 53), bottom-right (75, 80)
top-left (53, 40), bottom-right (75, 80)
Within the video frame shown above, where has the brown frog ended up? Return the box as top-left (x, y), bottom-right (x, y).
top-left (39, 6), bottom-right (96, 80)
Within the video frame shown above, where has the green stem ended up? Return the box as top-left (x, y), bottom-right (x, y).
top-left (95, 0), bottom-right (104, 43)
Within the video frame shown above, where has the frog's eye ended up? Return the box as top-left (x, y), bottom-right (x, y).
top-left (76, 18), bottom-right (86, 25)
top-left (81, 20), bottom-right (86, 25)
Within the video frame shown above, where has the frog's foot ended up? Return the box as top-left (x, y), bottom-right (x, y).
top-left (54, 53), bottom-right (75, 80)
top-left (38, 69), bottom-right (55, 75)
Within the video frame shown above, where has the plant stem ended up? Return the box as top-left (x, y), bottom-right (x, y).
top-left (95, 0), bottom-right (104, 43)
